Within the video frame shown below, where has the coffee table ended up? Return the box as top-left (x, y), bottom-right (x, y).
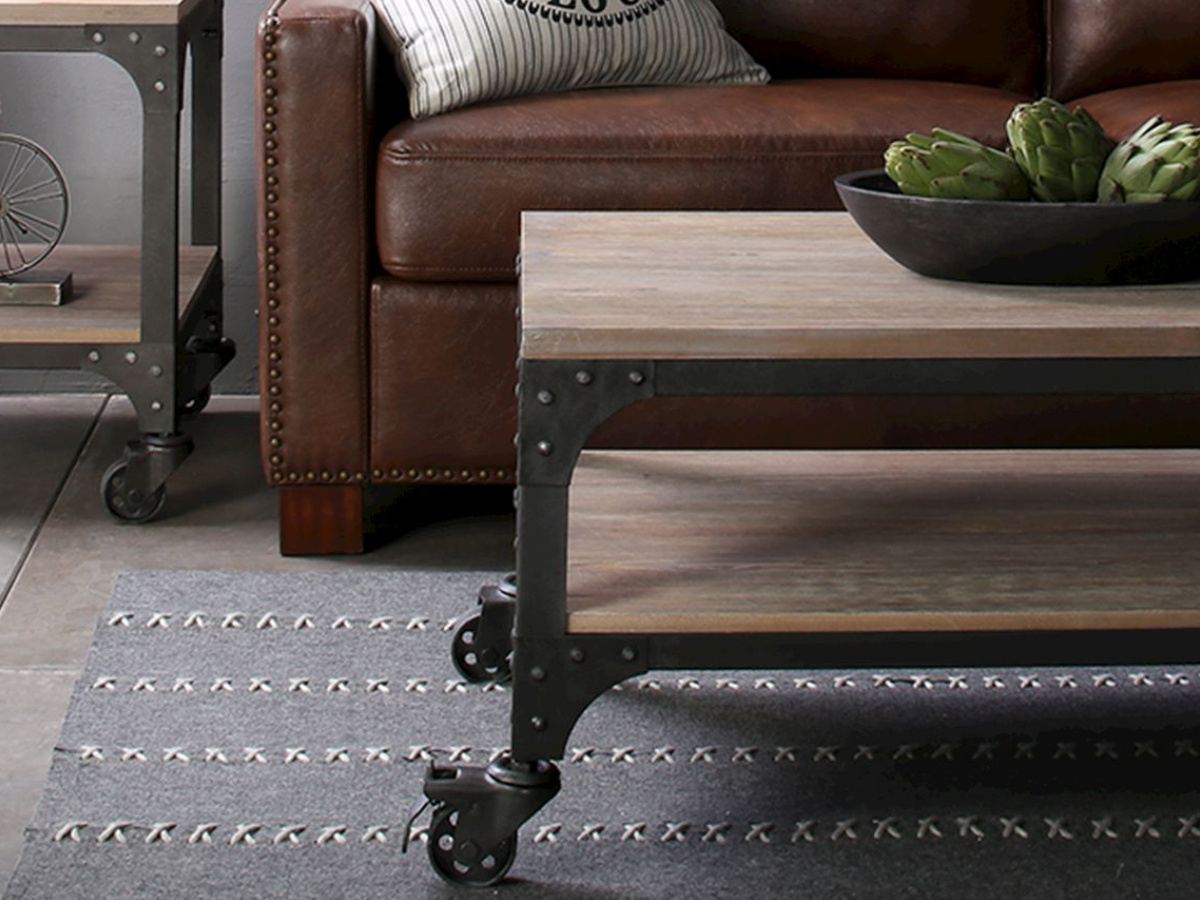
top-left (416, 210), bottom-right (1200, 886)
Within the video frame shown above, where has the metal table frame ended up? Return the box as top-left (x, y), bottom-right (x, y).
top-left (0, 0), bottom-right (233, 518)
top-left (416, 352), bottom-right (1200, 885)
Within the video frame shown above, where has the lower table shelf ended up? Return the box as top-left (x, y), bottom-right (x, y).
top-left (0, 244), bottom-right (217, 344)
top-left (566, 448), bottom-right (1200, 634)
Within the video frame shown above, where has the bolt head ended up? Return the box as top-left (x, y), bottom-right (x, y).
top-left (531, 716), bottom-right (546, 731)
top-left (537, 389), bottom-right (554, 405)
top-left (124, 351), bottom-right (138, 364)
top-left (536, 441), bottom-right (553, 456)
top-left (575, 370), bottom-right (593, 386)
top-left (87, 350), bottom-right (101, 362)
top-left (621, 646), bottom-right (637, 662)
top-left (570, 648), bottom-right (585, 663)
top-left (530, 666), bottom-right (546, 681)
top-left (628, 370), bottom-right (645, 385)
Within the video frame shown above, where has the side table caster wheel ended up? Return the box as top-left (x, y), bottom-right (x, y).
top-left (452, 612), bottom-right (512, 683)
top-left (428, 807), bottom-right (517, 888)
top-left (101, 459), bottom-right (166, 523)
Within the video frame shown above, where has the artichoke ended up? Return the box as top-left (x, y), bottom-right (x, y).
top-left (884, 128), bottom-right (1030, 201)
top-left (1006, 97), bottom-right (1115, 201)
top-left (1097, 116), bottom-right (1200, 203)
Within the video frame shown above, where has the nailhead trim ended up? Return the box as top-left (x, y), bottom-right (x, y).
top-left (261, 3), bottom-right (286, 485)
top-left (369, 467), bottom-right (511, 484)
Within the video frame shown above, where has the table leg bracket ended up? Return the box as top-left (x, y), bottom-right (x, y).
top-left (510, 635), bottom-right (649, 761)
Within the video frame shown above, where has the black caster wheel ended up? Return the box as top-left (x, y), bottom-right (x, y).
top-left (452, 612), bottom-right (512, 683)
top-left (101, 460), bottom-right (166, 524)
top-left (428, 807), bottom-right (516, 888)
top-left (180, 384), bottom-right (212, 417)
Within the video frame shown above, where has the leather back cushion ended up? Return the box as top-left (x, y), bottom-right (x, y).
top-left (1048, 0), bottom-right (1200, 100)
top-left (711, 0), bottom-right (1042, 95)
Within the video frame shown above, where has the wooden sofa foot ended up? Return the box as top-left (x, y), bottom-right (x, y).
top-left (279, 485), bottom-right (365, 555)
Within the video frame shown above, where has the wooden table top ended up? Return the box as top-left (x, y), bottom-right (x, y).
top-left (520, 211), bottom-right (1200, 361)
top-left (0, 0), bottom-right (204, 26)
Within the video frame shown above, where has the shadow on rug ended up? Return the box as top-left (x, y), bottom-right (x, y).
top-left (6, 570), bottom-right (1200, 899)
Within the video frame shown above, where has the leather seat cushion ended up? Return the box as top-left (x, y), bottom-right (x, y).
top-left (376, 79), bottom-right (1028, 282)
top-left (1067, 80), bottom-right (1200, 141)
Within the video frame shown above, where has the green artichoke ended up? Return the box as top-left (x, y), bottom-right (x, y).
top-left (1006, 97), bottom-right (1115, 201)
top-left (884, 128), bottom-right (1030, 201)
top-left (1097, 116), bottom-right (1200, 203)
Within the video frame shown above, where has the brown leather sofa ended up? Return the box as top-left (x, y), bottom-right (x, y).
top-left (257, 0), bottom-right (1200, 554)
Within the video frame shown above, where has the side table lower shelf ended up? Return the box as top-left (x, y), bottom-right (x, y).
top-left (0, 244), bottom-right (217, 344)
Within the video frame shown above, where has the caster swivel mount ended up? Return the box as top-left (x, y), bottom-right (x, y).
top-left (406, 756), bottom-right (560, 888)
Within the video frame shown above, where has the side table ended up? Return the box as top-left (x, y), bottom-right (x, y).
top-left (414, 210), bottom-right (1200, 887)
top-left (0, 0), bottom-right (233, 521)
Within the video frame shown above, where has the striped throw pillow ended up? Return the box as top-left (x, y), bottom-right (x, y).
top-left (373, 0), bottom-right (769, 119)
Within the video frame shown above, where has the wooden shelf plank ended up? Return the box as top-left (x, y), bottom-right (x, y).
top-left (566, 449), bottom-right (1200, 634)
top-left (520, 212), bottom-right (1200, 361)
top-left (0, 244), bottom-right (216, 344)
top-left (0, 0), bottom-right (203, 26)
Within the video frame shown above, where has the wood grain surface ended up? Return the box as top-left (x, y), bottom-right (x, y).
top-left (520, 212), bottom-right (1200, 361)
top-left (0, 244), bottom-right (217, 343)
top-left (0, 0), bottom-right (201, 26)
top-left (565, 449), bottom-right (1200, 633)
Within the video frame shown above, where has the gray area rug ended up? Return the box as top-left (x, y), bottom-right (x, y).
top-left (7, 569), bottom-right (1200, 899)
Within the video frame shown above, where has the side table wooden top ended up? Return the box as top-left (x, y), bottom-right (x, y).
top-left (520, 211), bottom-right (1200, 361)
top-left (0, 0), bottom-right (204, 26)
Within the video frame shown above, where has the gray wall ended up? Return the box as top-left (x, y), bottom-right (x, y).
top-left (0, 0), bottom-right (271, 394)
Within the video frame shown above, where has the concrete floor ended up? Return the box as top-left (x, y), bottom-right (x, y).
top-left (0, 393), bottom-right (515, 892)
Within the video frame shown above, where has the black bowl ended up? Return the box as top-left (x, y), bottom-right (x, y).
top-left (835, 169), bottom-right (1200, 286)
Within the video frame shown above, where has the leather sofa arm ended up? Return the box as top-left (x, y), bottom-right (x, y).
top-left (256, 0), bottom-right (384, 488)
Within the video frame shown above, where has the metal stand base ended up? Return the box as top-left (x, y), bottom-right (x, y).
top-left (0, 271), bottom-right (73, 306)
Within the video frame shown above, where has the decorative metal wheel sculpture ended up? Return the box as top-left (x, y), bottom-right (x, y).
top-left (0, 133), bottom-right (69, 277)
